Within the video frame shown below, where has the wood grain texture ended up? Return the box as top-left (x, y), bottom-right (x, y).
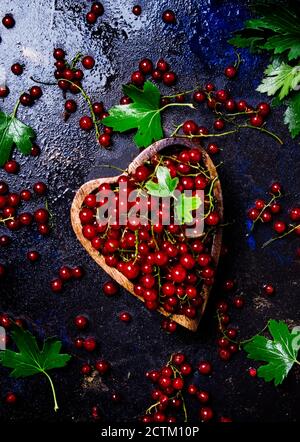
top-left (71, 137), bottom-right (223, 331)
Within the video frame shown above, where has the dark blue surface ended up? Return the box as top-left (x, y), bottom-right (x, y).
top-left (0, 0), bottom-right (300, 422)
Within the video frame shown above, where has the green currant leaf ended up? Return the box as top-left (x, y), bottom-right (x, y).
top-left (145, 166), bottom-right (179, 197)
top-left (102, 81), bottom-right (164, 148)
top-left (284, 93), bottom-right (300, 138)
top-left (244, 320), bottom-right (300, 386)
top-left (0, 111), bottom-right (36, 166)
top-left (0, 325), bottom-right (71, 411)
top-left (175, 194), bottom-right (202, 224)
top-left (256, 61), bottom-right (300, 100)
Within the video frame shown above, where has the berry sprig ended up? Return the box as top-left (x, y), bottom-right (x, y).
top-left (79, 147), bottom-right (220, 327)
top-left (142, 354), bottom-right (190, 423)
top-left (247, 182), bottom-right (283, 232)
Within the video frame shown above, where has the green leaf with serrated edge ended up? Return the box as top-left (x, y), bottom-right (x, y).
top-left (145, 166), bottom-right (179, 197)
top-left (256, 62), bottom-right (300, 100)
top-left (0, 111), bottom-right (36, 166)
top-left (244, 320), bottom-right (300, 386)
top-left (229, 2), bottom-right (300, 59)
top-left (284, 93), bottom-right (300, 138)
top-left (175, 194), bottom-right (202, 224)
top-left (102, 81), bottom-right (163, 148)
top-left (0, 325), bottom-right (71, 410)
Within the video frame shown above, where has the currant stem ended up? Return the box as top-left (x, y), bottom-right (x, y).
top-left (98, 164), bottom-right (127, 173)
top-left (30, 76), bottom-right (57, 86)
top-left (240, 124), bottom-right (283, 145)
top-left (70, 52), bottom-right (83, 70)
top-left (163, 86), bottom-right (200, 99)
top-left (160, 102), bottom-right (196, 113)
top-left (262, 223), bottom-right (300, 248)
top-left (43, 371), bottom-right (59, 412)
top-left (58, 78), bottom-right (100, 139)
top-left (249, 193), bottom-right (280, 234)
top-left (175, 129), bottom-right (238, 139)
top-left (11, 99), bottom-right (20, 119)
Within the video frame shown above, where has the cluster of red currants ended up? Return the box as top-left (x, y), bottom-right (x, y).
top-left (0, 179), bottom-right (49, 247)
top-left (127, 57), bottom-right (177, 90)
top-left (142, 353), bottom-right (230, 422)
top-left (178, 85), bottom-right (271, 139)
top-left (52, 48), bottom-right (113, 147)
top-left (79, 147), bottom-right (220, 327)
top-left (247, 182), bottom-right (300, 256)
top-left (215, 279), bottom-right (244, 361)
top-left (86, 2), bottom-right (104, 25)
top-left (51, 265), bottom-right (84, 293)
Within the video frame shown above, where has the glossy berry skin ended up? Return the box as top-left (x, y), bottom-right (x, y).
top-left (31, 144), bottom-right (40, 156)
top-left (233, 296), bottom-right (244, 308)
top-left (270, 182), bottom-right (282, 195)
top-left (33, 181), bottom-right (47, 195)
top-left (65, 99), bottom-right (77, 113)
top-left (51, 278), bottom-right (63, 293)
top-left (193, 90), bottom-right (206, 103)
top-left (0, 235), bottom-right (11, 247)
top-left (95, 359), bottom-right (110, 374)
top-left (131, 71), bottom-right (145, 86)
top-left (290, 207), bottom-right (300, 221)
top-left (72, 266), bottom-right (84, 279)
top-left (38, 224), bottom-right (50, 235)
top-left (5, 392), bottom-right (17, 404)
top-left (84, 337), bottom-right (97, 352)
top-left (81, 363), bottom-right (92, 375)
top-left (263, 284), bottom-right (275, 296)
top-left (91, 2), bottom-right (104, 16)
top-left (74, 315), bottom-right (89, 329)
top-left (2, 14), bottom-right (15, 28)
top-left (273, 220), bottom-right (286, 234)
top-left (250, 115), bottom-right (264, 127)
top-left (34, 208), bottom-right (49, 224)
top-left (224, 65), bottom-right (237, 78)
top-left (198, 361), bottom-right (212, 375)
top-left (257, 102), bottom-right (270, 117)
top-left (92, 102), bottom-right (104, 114)
top-left (249, 367), bottom-right (257, 377)
top-left (98, 134), bottom-right (111, 148)
top-left (119, 311), bottom-right (132, 322)
top-left (53, 48), bottom-right (65, 60)
top-left (214, 119), bottom-right (225, 130)
top-left (183, 120), bottom-right (198, 135)
top-left (103, 280), bottom-right (118, 296)
top-left (4, 160), bottom-right (19, 174)
top-left (59, 266), bottom-right (73, 281)
top-left (30, 86), bottom-right (43, 99)
top-left (11, 63), bottom-right (23, 75)
top-left (200, 407), bottom-right (213, 422)
top-left (19, 212), bottom-right (32, 227)
top-left (20, 93), bottom-right (32, 107)
top-left (79, 116), bottom-right (93, 131)
top-left (207, 142), bottom-right (219, 155)
top-left (0, 86), bottom-right (10, 98)
top-left (139, 58), bottom-right (153, 74)
top-left (86, 12), bottom-right (97, 24)
top-left (132, 5), bottom-right (142, 16)
top-left (162, 71), bottom-right (177, 86)
top-left (82, 56), bottom-right (95, 69)
top-left (162, 10), bottom-right (176, 24)
top-left (27, 250), bottom-right (40, 262)
top-left (219, 349), bottom-right (231, 361)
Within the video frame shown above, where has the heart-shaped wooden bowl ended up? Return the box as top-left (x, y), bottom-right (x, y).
top-left (71, 137), bottom-right (223, 331)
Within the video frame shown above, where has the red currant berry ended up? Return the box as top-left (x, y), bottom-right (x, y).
top-left (74, 315), bottom-right (89, 329)
top-left (79, 116), bottom-right (93, 131)
top-left (263, 284), bottom-right (275, 296)
top-left (84, 337), bottom-right (97, 352)
top-left (197, 361), bottom-right (212, 375)
top-left (72, 266), bottom-right (84, 279)
top-left (33, 181), bottom-right (47, 195)
top-left (200, 407), bottom-right (213, 422)
top-left (224, 65), bottom-right (237, 79)
top-left (51, 278), bottom-right (63, 293)
top-left (162, 10), bottom-right (176, 24)
top-left (82, 56), bottom-right (95, 69)
top-left (139, 58), bottom-right (153, 74)
top-left (91, 2), bottom-right (104, 16)
top-left (65, 99), bottom-right (77, 113)
top-left (119, 311), bottom-right (132, 322)
top-left (2, 14), bottom-right (15, 28)
top-left (132, 5), bottom-right (141, 16)
top-left (273, 220), bottom-right (286, 234)
top-left (162, 71), bottom-right (177, 86)
top-left (11, 63), bottom-right (23, 75)
top-left (27, 250), bottom-right (40, 262)
top-left (30, 86), bottom-right (43, 99)
top-left (4, 159), bottom-right (19, 174)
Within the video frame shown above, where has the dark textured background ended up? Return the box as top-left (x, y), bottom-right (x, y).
top-left (0, 0), bottom-right (299, 423)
